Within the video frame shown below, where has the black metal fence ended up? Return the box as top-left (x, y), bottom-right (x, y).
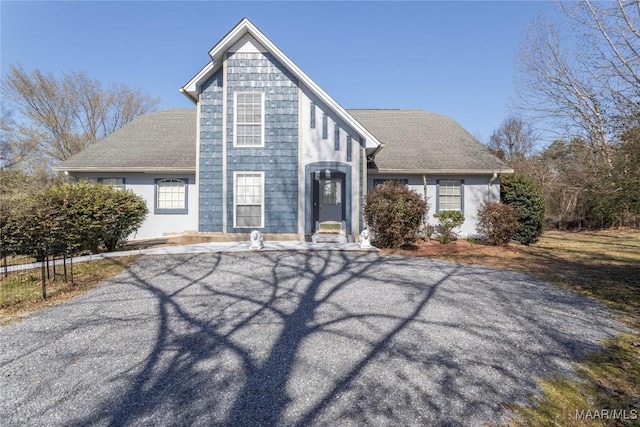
top-left (1, 241), bottom-right (74, 307)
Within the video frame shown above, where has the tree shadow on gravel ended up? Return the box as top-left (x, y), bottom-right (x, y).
top-left (54, 251), bottom-right (625, 427)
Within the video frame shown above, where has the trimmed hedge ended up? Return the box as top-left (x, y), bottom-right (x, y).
top-left (0, 180), bottom-right (147, 255)
top-left (364, 180), bottom-right (428, 249)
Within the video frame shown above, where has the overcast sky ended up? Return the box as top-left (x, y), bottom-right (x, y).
top-left (1, 1), bottom-right (559, 143)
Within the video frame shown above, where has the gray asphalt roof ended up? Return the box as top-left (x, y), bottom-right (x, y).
top-left (54, 109), bottom-right (196, 172)
top-left (347, 109), bottom-right (512, 173)
top-left (55, 108), bottom-right (510, 174)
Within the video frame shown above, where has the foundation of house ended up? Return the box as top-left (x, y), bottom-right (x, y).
top-left (173, 232), bottom-right (301, 245)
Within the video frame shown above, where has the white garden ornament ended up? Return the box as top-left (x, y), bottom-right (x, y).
top-left (250, 230), bottom-right (264, 250)
top-left (360, 228), bottom-right (372, 249)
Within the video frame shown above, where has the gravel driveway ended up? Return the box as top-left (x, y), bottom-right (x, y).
top-left (0, 251), bottom-right (625, 426)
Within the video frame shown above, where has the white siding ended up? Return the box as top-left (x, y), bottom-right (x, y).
top-left (299, 84), bottom-right (363, 234)
top-left (72, 173), bottom-right (197, 240)
top-left (299, 85), bottom-right (357, 166)
top-left (367, 174), bottom-right (501, 237)
top-left (227, 33), bottom-right (267, 53)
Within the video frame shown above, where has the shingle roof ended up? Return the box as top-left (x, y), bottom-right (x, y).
top-left (54, 109), bottom-right (196, 172)
top-left (347, 109), bottom-right (512, 174)
top-left (56, 108), bottom-right (511, 175)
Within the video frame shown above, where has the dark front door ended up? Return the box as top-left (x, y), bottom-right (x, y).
top-left (312, 171), bottom-right (345, 232)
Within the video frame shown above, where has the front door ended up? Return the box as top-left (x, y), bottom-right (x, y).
top-left (312, 171), bottom-right (345, 232)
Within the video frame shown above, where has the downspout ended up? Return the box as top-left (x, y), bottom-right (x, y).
top-left (488, 173), bottom-right (498, 202)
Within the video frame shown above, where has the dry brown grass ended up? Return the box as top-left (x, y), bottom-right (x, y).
top-left (386, 229), bottom-right (640, 426)
top-left (0, 256), bottom-right (139, 325)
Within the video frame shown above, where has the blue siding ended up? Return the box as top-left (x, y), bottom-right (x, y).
top-left (226, 52), bottom-right (299, 233)
top-left (199, 68), bottom-right (224, 231)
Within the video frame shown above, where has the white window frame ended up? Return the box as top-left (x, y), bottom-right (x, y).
top-left (437, 179), bottom-right (463, 213)
top-left (233, 171), bottom-right (265, 228)
top-left (233, 92), bottom-right (265, 148)
top-left (97, 177), bottom-right (125, 190)
top-left (155, 178), bottom-right (188, 214)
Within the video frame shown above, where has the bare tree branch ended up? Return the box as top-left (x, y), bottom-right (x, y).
top-left (1, 65), bottom-right (160, 168)
top-left (487, 116), bottom-right (537, 173)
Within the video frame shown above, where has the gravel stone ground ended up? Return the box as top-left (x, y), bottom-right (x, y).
top-left (0, 251), bottom-right (627, 426)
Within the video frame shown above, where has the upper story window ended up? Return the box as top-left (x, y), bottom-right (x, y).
top-left (310, 102), bottom-right (316, 129)
top-left (322, 113), bottom-right (328, 139)
top-left (234, 92), bottom-right (264, 147)
top-left (437, 179), bottom-right (464, 213)
top-left (155, 178), bottom-right (188, 214)
top-left (98, 178), bottom-right (125, 190)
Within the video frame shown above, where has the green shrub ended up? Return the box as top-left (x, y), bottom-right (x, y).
top-left (433, 210), bottom-right (465, 244)
top-left (45, 181), bottom-right (148, 252)
top-left (1, 181), bottom-right (147, 255)
top-left (364, 180), bottom-right (428, 248)
top-left (500, 175), bottom-right (545, 245)
top-left (1, 187), bottom-right (57, 258)
top-left (476, 202), bottom-right (518, 246)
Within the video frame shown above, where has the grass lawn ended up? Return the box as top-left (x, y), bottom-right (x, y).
top-left (387, 229), bottom-right (640, 426)
top-left (0, 256), bottom-right (139, 325)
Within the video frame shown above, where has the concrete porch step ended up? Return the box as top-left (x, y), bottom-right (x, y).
top-left (311, 233), bottom-right (348, 244)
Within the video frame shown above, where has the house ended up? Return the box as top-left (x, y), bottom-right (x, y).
top-left (54, 18), bottom-right (512, 241)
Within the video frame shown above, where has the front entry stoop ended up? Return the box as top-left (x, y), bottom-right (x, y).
top-left (311, 220), bottom-right (348, 243)
top-left (311, 233), bottom-right (348, 244)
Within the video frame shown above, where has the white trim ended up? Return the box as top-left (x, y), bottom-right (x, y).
top-left (369, 168), bottom-right (515, 175)
top-left (54, 167), bottom-right (195, 173)
top-left (233, 92), bottom-right (265, 148)
top-left (361, 144), bottom-right (367, 232)
top-left (180, 18), bottom-right (381, 149)
top-left (222, 54), bottom-right (228, 232)
top-left (438, 179), bottom-right (463, 212)
top-left (195, 93), bottom-right (202, 227)
top-left (233, 171), bottom-right (265, 229)
top-left (352, 143), bottom-right (359, 234)
top-left (97, 177), bottom-right (125, 189)
top-left (156, 178), bottom-right (187, 211)
top-left (297, 81), bottom-right (304, 237)
top-left (180, 62), bottom-right (216, 100)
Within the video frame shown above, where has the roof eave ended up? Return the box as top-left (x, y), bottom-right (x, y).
top-left (369, 168), bottom-right (515, 175)
top-left (180, 61), bottom-right (218, 103)
top-left (52, 166), bottom-right (196, 174)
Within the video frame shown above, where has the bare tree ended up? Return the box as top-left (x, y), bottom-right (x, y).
top-left (516, 14), bottom-right (613, 168)
top-left (516, 2), bottom-right (640, 228)
top-left (560, 0), bottom-right (640, 113)
top-left (487, 116), bottom-right (536, 172)
top-left (1, 65), bottom-right (160, 167)
top-left (0, 107), bottom-right (17, 169)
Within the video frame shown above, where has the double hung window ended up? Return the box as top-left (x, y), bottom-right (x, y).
top-left (234, 172), bottom-right (264, 228)
top-left (234, 92), bottom-right (264, 147)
